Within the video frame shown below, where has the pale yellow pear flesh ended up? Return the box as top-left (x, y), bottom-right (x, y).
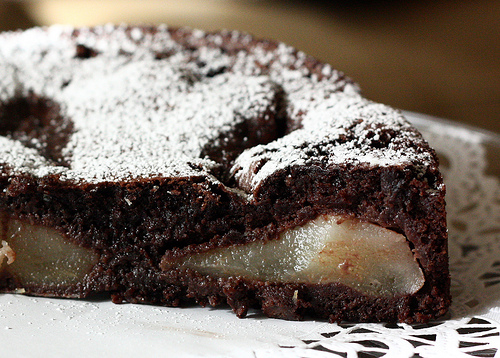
top-left (0, 216), bottom-right (98, 290)
top-left (177, 215), bottom-right (425, 297)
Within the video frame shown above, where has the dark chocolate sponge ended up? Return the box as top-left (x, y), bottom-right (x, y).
top-left (0, 25), bottom-right (450, 323)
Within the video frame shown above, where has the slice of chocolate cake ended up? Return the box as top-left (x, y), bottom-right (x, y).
top-left (0, 25), bottom-right (450, 323)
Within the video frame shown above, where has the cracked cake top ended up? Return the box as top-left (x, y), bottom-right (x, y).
top-left (0, 25), bottom-right (436, 190)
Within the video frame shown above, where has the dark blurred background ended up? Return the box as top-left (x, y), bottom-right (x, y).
top-left (1, 0), bottom-right (499, 133)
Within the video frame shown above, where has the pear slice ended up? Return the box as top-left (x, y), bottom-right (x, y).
top-left (0, 214), bottom-right (98, 290)
top-left (175, 215), bottom-right (425, 296)
top-left (0, 240), bottom-right (15, 266)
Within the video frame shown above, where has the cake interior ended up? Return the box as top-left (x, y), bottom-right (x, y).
top-left (1, 212), bottom-right (424, 298)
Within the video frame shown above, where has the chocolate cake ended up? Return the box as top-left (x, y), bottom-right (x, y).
top-left (0, 25), bottom-right (450, 323)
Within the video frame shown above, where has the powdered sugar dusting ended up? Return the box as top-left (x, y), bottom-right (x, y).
top-left (0, 25), bottom-right (432, 190)
top-left (232, 93), bottom-right (434, 191)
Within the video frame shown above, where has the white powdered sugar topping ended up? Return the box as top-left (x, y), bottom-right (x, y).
top-left (0, 25), bottom-right (432, 190)
top-left (232, 93), bottom-right (434, 191)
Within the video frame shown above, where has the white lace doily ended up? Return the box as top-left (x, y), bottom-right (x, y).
top-left (1, 112), bottom-right (500, 357)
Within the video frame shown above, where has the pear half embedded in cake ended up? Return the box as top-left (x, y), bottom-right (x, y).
top-left (0, 215), bottom-right (98, 292)
top-left (167, 215), bottom-right (425, 297)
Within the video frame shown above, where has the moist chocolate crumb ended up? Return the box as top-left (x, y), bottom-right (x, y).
top-left (0, 25), bottom-right (450, 323)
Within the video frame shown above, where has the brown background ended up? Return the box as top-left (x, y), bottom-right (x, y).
top-left (1, 0), bottom-right (499, 133)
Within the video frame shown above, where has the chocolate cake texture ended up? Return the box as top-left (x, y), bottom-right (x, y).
top-left (0, 25), bottom-right (450, 323)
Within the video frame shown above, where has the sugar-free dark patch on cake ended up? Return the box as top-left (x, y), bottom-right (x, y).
top-left (0, 25), bottom-right (450, 323)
